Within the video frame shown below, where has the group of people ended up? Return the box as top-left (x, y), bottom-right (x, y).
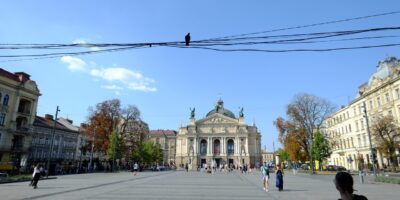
top-left (260, 161), bottom-right (368, 199)
top-left (260, 162), bottom-right (283, 192)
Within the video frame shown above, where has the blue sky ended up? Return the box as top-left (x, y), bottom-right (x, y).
top-left (1, 0), bottom-right (399, 151)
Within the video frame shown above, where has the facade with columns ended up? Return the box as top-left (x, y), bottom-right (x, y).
top-left (175, 100), bottom-right (262, 169)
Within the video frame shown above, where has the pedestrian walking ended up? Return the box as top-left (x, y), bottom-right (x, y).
top-left (334, 172), bottom-right (368, 200)
top-left (275, 165), bottom-right (284, 191)
top-left (133, 162), bottom-right (139, 176)
top-left (185, 163), bottom-right (189, 172)
top-left (261, 162), bottom-right (270, 192)
top-left (31, 164), bottom-right (41, 189)
top-left (292, 162), bottom-right (297, 175)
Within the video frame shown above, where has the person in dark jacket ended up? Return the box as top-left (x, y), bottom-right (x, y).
top-left (334, 171), bottom-right (368, 200)
top-left (275, 165), bottom-right (283, 191)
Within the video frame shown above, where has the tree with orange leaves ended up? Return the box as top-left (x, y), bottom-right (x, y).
top-left (84, 99), bottom-right (121, 154)
top-left (82, 99), bottom-right (148, 163)
top-left (274, 117), bottom-right (308, 162)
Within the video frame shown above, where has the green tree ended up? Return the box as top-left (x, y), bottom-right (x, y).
top-left (107, 130), bottom-right (123, 169)
top-left (312, 131), bottom-right (331, 171)
top-left (276, 148), bottom-right (289, 163)
top-left (131, 141), bottom-right (163, 166)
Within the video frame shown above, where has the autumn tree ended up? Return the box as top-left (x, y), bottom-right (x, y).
top-left (84, 99), bottom-right (148, 164)
top-left (85, 99), bottom-right (121, 154)
top-left (274, 117), bottom-right (308, 162)
top-left (371, 115), bottom-right (400, 171)
top-left (275, 93), bottom-right (335, 174)
top-left (312, 131), bottom-right (331, 170)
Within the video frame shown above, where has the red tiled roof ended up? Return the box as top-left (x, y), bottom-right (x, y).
top-left (149, 130), bottom-right (177, 137)
top-left (34, 115), bottom-right (73, 131)
top-left (0, 68), bottom-right (21, 82)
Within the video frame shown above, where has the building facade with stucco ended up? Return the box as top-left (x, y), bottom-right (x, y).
top-left (0, 69), bottom-right (40, 171)
top-left (147, 130), bottom-right (177, 165)
top-left (175, 99), bottom-right (262, 170)
top-left (325, 57), bottom-right (400, 170)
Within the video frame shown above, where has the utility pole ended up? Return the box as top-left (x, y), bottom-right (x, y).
top-left (46, 106), bottom-right (60, 178)
top-left (362, 102), bottom-right (377, 177)
top-left (89, 125), bottom-right (96, 172)
top-left (273, 141), bottom-right (276, 165)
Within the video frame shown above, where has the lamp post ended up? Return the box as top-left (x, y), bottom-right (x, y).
top-left (362, 102), bottom-right (377, 177)
top-left (46, 106), bottom-right (60, 178)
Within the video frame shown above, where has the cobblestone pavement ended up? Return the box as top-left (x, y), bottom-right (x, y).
top-left (0, 170), bottom-right (398, 200)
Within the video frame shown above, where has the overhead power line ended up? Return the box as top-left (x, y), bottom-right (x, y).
top-left (1, 9), bottom-right (400, 62)
top-left (205, 10), bottom-right (400, 40)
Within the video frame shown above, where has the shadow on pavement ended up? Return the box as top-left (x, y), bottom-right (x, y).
top-left (281, 189), bottom-right (308, 192)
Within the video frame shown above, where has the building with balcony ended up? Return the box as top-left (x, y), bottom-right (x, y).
top-left (175, 99), bottom-right (262, 170)
top-left (325, 57), bottom-right (400, 170)
top-left (147, 130), bottom-right (177, 165)
top-left (29, 115), bottom-right (79, 174)
top-left (0, 69), bottom-right (40, 171)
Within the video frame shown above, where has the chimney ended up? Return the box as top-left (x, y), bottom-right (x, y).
top-left (80, 123), bottom-right (88, 129)
top-left (14, 72), bottom-right (31, 82)
top-left (45, 114), bottom-right (54, 120)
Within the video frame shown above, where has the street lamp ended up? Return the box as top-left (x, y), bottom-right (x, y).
top-left (46, 106), bottom-right (60, 178)
top-left (361, 102), bottom-right (377, 177)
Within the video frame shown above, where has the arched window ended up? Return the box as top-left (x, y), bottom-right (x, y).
top-left (0, 113), bottom-right (6, 126)
top-left (200, 140), bottom-right (207, 155)
top-left (3, 95), bottom-right (9, 106)
top-left (227, 139), bottom-right (234, 155)
top-left (213, 139), bottom-right (220, 155)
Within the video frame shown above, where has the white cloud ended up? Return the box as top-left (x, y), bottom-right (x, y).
top-left (90, 67), bottom-right (157, 92)
top-left (61, 56), bottom-right (87, 72)
top-left (61, 56), bottom-right (157, 93)
top-left (73, 39), bottom-right (101, 51)
top-left (128, 82), bottom-right (157, 92)
top-left (101, 85), bottom-right (124, 90)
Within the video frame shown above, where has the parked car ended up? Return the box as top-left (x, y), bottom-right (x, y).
top-left (326, 165), bottom-right (346, 171)
top-left (336, 166), bottom-right (347, 171)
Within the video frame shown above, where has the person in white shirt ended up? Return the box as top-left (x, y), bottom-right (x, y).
top-left (133, 162), bottom-right (139, 176)
top-left (31, 164), bottom-right (41, 189)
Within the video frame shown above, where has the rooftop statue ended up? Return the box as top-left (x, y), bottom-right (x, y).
top-left (190, 107), bottom-right (195, 118)
top-left (239, 107), bottom-right (244, 118)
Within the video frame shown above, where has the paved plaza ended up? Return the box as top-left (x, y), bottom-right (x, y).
top-left (0, 170), bottom-right (398, 200)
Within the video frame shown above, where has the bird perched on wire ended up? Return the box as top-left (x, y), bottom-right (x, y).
top-left (185, 33), bottom-right (191, 46)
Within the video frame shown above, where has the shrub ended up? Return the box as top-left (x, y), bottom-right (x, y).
top-left (375, 176), bottom-right (400, 184)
